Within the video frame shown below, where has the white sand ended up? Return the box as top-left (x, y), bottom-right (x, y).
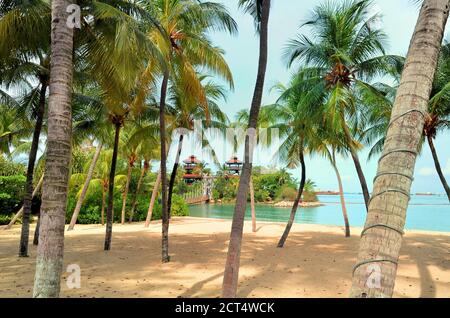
top-left (1, 217), bottom-right (449, 298)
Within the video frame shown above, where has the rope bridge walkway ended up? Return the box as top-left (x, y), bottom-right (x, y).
top-left (183, 176), bottom-right (214, 205)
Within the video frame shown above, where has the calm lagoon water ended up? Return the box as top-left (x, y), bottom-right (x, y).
top-left (188, 194), bottom-right (450, 233)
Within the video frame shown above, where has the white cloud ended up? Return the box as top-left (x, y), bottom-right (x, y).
top-left (418, 159), bottom-right (450, 176)
top-left (418, 167), bottom-right (435, 177)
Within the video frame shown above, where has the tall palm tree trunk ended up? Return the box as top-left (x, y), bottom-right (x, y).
top-left (104, 123), bottom-right (121, 251)
top-left (427, 135), bottom-right (450, 201)
top-left (33, 0), bottom-right (74, 297)
top-left (342, 122), bottom-right (370, 211)
top-left (145, 169), bottom-right (161, 227)
top-left (331, 159), bottom-right (350, 237)
top-left (101, 185), bottom-right (106, 225)
top-left (277, 150), bottom-right (306, 248)
top-left (349, 149), bottom-right (370, 211)
top-left (350, 0), bottom-right (449, 298)
top-left (33, 215), bottom-right (41, 246)
top-left (168, 134), bottom-right (184, 217)
top-left (222, 0), bottom-right (270, 298)
top-left (6, 175), bottom-right (44, 230)
top-left (121, 162), bottom-right (133, 224)
top-left (249, 176), bottom-right (256, 233)
top-left (19, 82), bottom-right (47, 257)
top-left (159, 70), bottom-right (170, 263)
top-left (129, 160), bottom-right (150, 222)
top-left (68, 143), bottom-right (103, 230)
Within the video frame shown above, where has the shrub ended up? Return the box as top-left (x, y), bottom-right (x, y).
top-left (277, 185), bottom-right (298, 201)
top-left (0, 157), bottom-right (26, 176)
top-left (254, 188), bottom-right (271, 202)
top-left (170, 194), bottom-right (189, 216)
top-left (303, 191), bottom-right (318, 202)
top-left (0, 214), bottom-right (13, 225)
top-left (65, 180), bottom-right (188, 225)
top-left (0, 175), bottom-right (26, 216)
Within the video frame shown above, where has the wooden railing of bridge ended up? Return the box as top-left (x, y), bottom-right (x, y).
top-left (183, 176), bottom-right (214, 205)
top-left (185, 195), bottom-right (210, 205)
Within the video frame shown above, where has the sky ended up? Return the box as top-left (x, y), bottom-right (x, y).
top-left (170, 0), bottom-right (450, 194)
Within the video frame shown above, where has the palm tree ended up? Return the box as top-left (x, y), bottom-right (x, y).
top-left (284, 0), bottom-right (404, 211)
top-left (32, 0), bottom-right (74, 298)
top-left (145, 169), bottom-right (162, 227)
top-left (350, 0), bottom-right (449, 298)
top-left (68, 89), bottom-right (110, 230)
top-left (148, 0), bottom-right (236, 263)
top-left (103, 110), bottom-right (128, 250)
top-left (233, 107), bottom-right (275, 233)
top-left (407, 43), bottom-right (450, 201)
top-left (261, 79), bottom-right (313, 247)
top-left (32, 0), bottom-right (159, 293)
top-left (222, 0), bottom-right (271, 298)
top-left (67, 143), bottom-right (102, 230)
top-left (166, 76), bottom-right (229, 218)
top-left (362, 42), bottom-right (450, 202)
top-left (0, 0), bottom-right (51, 257)
top-left (128, 129), bottom-right (160, 223)
top-left (119, 127), bottom-right (140, 225)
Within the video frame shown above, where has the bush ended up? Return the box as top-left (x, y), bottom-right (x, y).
top-left (211, 176), bottom-right (238, 201)
top-left (303, 191), bottom-right (318, 202)
top-left (277, 185), bottom-right (298, 201)
top-left (0, 214), bottom-right (13, 225)
top-left (65, 179), bottom-right (188, 225)
top-left (0, 175), bottom-right (26, 216)
top-left (254, 188), bottom-right (271, 202)
top-left (0, 157), bottom-right (26, 176)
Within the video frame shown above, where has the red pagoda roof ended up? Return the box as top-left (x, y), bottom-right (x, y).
top-left (226, 156), bottom-right (243, 164)
top-left (183, 174), bottom-right (202, 179)
top-left (183, 155), bottom-right (201, 164)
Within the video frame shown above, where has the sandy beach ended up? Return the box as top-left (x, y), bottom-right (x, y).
top-left (1, 217), bottom-right (449, 298)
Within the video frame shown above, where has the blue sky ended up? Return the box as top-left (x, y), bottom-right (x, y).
top-left (172, 0), bottom-right (450, 194)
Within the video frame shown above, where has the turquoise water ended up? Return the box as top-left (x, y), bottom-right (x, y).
top-left (188, 194), bottom-right (450, 232)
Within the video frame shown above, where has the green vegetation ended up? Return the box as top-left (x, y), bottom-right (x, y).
top-left (212, 169), bottom-right (317, 203)
top-left (1, 0), bottom-right (450, 299)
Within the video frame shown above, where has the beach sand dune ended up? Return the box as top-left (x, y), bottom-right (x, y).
top-left (1, 217), bottom-right (449, 298)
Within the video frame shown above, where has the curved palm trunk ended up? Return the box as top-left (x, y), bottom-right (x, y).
top-left (19, 82), bottom-right (47, 257)
top-left (350, 0), bottom-right (449, 298)
top-left (349, 149), bottom-right (370, 211)
top-left (222, 0), bottom-right (270, 298)
top-left (104, 123), bottom-right (121, 251)
top-left (249, 177), bottom-right (256, 233)
top-left (33, 214), bottom-right (41, 246)
top-left (33, 0), bottom-right (74, 297)
top-left (129, 160), bottom-right (150, 223)
top-left (121, 162), bottom-right (133, 225)
top-left (68, 143), bottom-right (103, 230)
top-left (277, 150), bottom-right (306, 247)
top-left (331, 160), bottom-right (350, 237)
top-left (427, 135), bottom-right (450, 201)
top-left (342, 123), bottom-right (370, 211)
top-left (101, 185), bottom-right (106, 226)
top-left (159, 70), bottom-right (170, 263)
top-left (145, 169), bottom-right (161, 227)
top-left (167, 134), bottom-right (184, 217)
top-left (6, 175), bottom-right (44, 230)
